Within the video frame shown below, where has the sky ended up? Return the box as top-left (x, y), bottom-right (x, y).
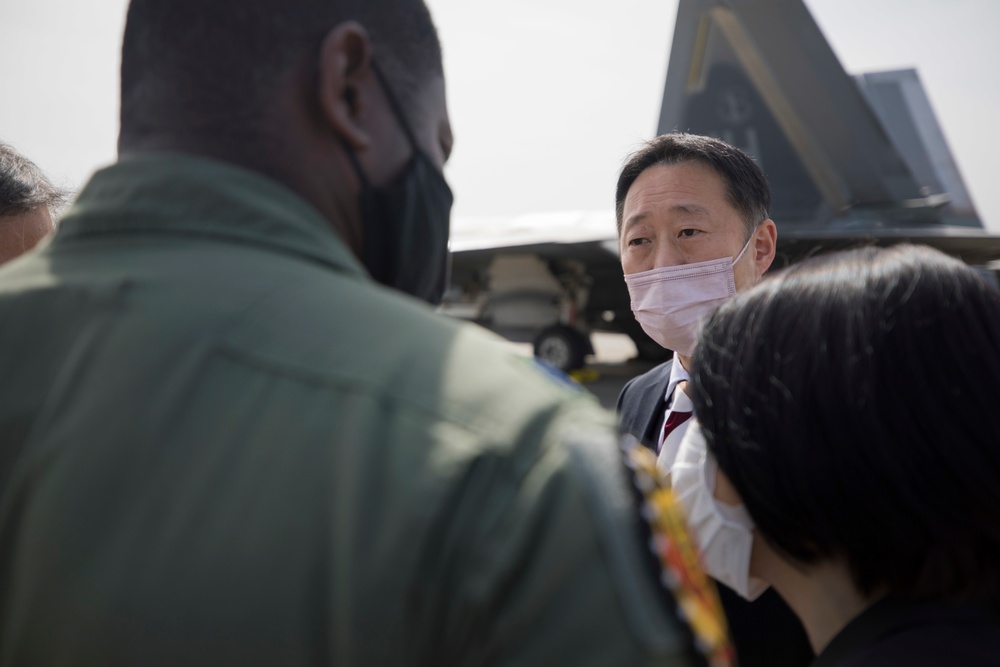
top-left (2, 0), bottom-right (999, 229)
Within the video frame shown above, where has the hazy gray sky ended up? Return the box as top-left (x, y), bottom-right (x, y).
top-left (3, 0), bottom-right (998, 228)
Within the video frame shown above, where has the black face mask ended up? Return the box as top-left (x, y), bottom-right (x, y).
top-left (346, 66), bottom-right (454, 305)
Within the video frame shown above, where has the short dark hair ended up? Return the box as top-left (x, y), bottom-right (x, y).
top-left (120, 0), bottom-right (442, 150)
top-left (0, 142), bottom-right (68, 217)
top-left (690, 244), bottom-right (1000, 604)
top-left (615, 133), bottom-right (771, 240)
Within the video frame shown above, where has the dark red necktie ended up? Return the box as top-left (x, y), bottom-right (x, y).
top-left (659, 410), bottom-right (693, 452)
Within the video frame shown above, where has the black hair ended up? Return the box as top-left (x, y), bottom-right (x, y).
top-left (0, 142), bottom-right (68, 217)
top-left (615, 133), bottom-right (771, 240)
top-left (690, 244), bottom-right (1000, 604)
top-left (119, 0), bottom-right (442, 152)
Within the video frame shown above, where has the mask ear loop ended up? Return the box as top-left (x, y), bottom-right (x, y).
top-left (371, 61), bottom-right (421, 151)
top-left (342, 142), bottom-right (372, 190)
top-left (339, 59), bottom-right (419, 188)
top-left (731, 228), bottom-right (756, 266)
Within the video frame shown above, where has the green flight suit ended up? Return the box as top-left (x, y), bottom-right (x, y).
top-left (0, 154), bottom-right (706, 666)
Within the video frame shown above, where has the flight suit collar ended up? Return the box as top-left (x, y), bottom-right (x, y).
top-left (56, 152), bottom-right (368, 279)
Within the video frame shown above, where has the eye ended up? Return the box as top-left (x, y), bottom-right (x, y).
top-left (678, 228), bottom-right (700, 238)
top-left (627, 237), bottom-right (650, 247)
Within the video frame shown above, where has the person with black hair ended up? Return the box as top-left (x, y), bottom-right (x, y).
top-left (616, 132), bottom-right (776, 474)
top-left (616, 133), bottom-right (814, 667)
top-left (0, 142), bottom-right (65, 264)
top-left (674, 244), bottom-right (1000, 665)
top-left (0, 1), bottom-right (719, 665)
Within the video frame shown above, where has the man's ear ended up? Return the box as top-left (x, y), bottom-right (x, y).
top-left (316, 22), bottom-right (375, 152)
top-left (752, 219), bottom-right (777, 279)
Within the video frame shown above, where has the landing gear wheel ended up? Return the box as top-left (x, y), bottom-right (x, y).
top-left (533, 325), bottom-right (589, 372)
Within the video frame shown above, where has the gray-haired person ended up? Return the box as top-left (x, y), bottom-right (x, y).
top-left (0, 142), bottom-right (65, 263)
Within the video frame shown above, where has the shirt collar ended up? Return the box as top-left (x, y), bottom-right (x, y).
top-left (55, 152), bottom-right (368, 280)
top-left (664, 354), bottom-right (691, 405)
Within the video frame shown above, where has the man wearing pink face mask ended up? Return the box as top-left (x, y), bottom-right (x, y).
top-left (616, 133), bottom-right (776, 469)
top-left (616, 133), bottom-right (813, 667)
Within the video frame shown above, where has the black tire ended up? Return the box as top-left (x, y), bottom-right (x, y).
top-left (533, 325), bottom-right (589, 372)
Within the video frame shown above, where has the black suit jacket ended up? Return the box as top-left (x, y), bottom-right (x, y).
top-left (618, 361), bottom-right (815, 667)
top-left (812, 597), bottom-right (1000, 667)
top-left (617, 360), bottom-right (674, 450)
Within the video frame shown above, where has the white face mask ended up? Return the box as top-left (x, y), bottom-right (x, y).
top-left (624, 238), bottom-right (751, 357)
top-left (670, 420), bottom-right (770, 601)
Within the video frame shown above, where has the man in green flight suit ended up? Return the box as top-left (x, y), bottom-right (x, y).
top-left (0, 1), bottom-right (726, 665)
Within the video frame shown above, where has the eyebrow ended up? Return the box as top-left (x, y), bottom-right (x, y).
top-left (622, 204), bottom-right (710, 231)
top-left (622, 212), bottom-right (648, 231)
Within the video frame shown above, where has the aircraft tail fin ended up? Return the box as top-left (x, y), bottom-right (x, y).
top-left (657, 0), bottom-right (981, 228)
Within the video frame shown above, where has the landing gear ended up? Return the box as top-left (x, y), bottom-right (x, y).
top-left (533, 325), bottom-right (592, 372)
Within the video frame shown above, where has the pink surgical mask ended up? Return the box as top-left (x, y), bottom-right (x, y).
top-left (624, 239), bottom-right (752, 357)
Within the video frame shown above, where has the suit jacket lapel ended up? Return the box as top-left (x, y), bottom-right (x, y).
top-left (636, 364), bottom-right (673, 448)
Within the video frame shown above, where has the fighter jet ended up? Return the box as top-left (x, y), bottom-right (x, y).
top-left (442, 0), bottom-right (1000, 372)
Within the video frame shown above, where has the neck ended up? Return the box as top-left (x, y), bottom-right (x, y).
top-left (761, 554), bottom-right (876, 654)
top-left (119, 134), bottom-right (363, 256)
top-left (677, 354), bottom-right (691, 371)
top-left (119, 135), bottom-right (287, 191)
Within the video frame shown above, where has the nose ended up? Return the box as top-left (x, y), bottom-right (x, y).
top-left (653, 241), bottom-right (683, 270)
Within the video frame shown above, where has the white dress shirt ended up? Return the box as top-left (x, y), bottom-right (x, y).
top-left (656, 354), bottom-right (693, 472)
